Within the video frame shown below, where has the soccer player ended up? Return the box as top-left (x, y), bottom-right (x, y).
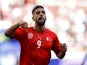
top-left (5, 5), bottom-right (67, 65)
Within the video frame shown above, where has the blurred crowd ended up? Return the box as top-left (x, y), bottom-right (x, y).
top-left (0, 0), bottom-right (87, 65)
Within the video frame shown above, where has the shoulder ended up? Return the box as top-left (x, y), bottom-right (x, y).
top-left (28, 27), bottom-right (34, 31)
top-left (46, 28), bottom-right (57, 36)
top-left (28, 27), bottom-right (33, 29)
top-left (46, 28), bottom-right (56, 34)
top-left (16, 27), bottom-right (25, 31)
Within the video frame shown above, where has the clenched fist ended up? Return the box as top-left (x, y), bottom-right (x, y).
top-left (19, 21), bottom-right (28, 32)
top-left (60, 43), bottom-right (67, 52)
top-left (20, 21), bottom-right (28, 28)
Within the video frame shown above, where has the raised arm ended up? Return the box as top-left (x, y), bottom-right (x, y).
top-left (5, 22), bottom-right (28, 38)
top-left (5, 23), bottom-right (20, 38)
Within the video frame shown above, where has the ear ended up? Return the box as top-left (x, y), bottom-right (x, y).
top-left (32, 16), bottom-right (34, 21)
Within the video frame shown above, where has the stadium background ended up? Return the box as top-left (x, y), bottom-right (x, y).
top-left (0, 0), bottom-right (87, 65)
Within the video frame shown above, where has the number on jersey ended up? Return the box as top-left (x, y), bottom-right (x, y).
top-left (37, 40), bottom-right (42, 48)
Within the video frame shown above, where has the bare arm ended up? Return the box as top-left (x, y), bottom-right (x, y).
top-left (5, 23), bottom-right (20, 38)
top-left (57, 43), bottom-right (67, 59)
top-left (5, 22), bottom-right (28, 38)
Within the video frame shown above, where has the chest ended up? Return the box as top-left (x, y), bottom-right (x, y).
top-left (27, 32), bottom-right (53, 49)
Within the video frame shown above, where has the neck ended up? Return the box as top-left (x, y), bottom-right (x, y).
top-left (34, 25), bottom-right (45, 32)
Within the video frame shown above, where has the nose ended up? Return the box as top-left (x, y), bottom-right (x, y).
top-left (40, 12), bottom-right (43, 16)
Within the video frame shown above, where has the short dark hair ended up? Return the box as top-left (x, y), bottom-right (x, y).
top-left (32, 5), bottom-right (44, 14)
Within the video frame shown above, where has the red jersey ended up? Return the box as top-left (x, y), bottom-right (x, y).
top-left (13, 27), bottom-right (62, 65)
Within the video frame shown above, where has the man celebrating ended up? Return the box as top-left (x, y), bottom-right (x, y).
top-left (5, 5), bottom-right (67, 65)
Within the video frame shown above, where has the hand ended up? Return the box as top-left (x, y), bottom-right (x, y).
top-left (57, 43), bottom-right (67, 59)
top-left (60, 43), bottom-right (67, 52)
top-left (19, 21), bottom-right (28, 32)
top-left (20, 21), bottom-right (28, 28)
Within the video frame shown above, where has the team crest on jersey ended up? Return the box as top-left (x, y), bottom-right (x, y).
top-left (28, 33), bottom-right (33, 39)
top-left (46, 37), bottom-right (51, 41)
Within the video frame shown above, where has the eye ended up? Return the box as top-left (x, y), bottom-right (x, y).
top-left (36, 11), bottom-right (40, 14)
top-left (35, 11), bottom-right (45, 15)
top-left (42, 11), bottom-right (45, 14)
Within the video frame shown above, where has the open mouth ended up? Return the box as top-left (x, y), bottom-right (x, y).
top-left (39, 17), bottom-right (44, 21)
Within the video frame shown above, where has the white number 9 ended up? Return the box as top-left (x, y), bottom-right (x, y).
top-left (37, 40), bottom-right (42, 48)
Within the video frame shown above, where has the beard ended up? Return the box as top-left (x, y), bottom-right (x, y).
top-left (36, 19), bottom-right (46, 26)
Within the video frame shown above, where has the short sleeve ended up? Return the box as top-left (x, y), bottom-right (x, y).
top-left (13, 28), bottom-right (26, 40)
top-left (52, 34), bottom-right (62, 55)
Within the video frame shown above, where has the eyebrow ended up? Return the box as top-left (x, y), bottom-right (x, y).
top-left (35, 10), bottom-right (45, 13)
